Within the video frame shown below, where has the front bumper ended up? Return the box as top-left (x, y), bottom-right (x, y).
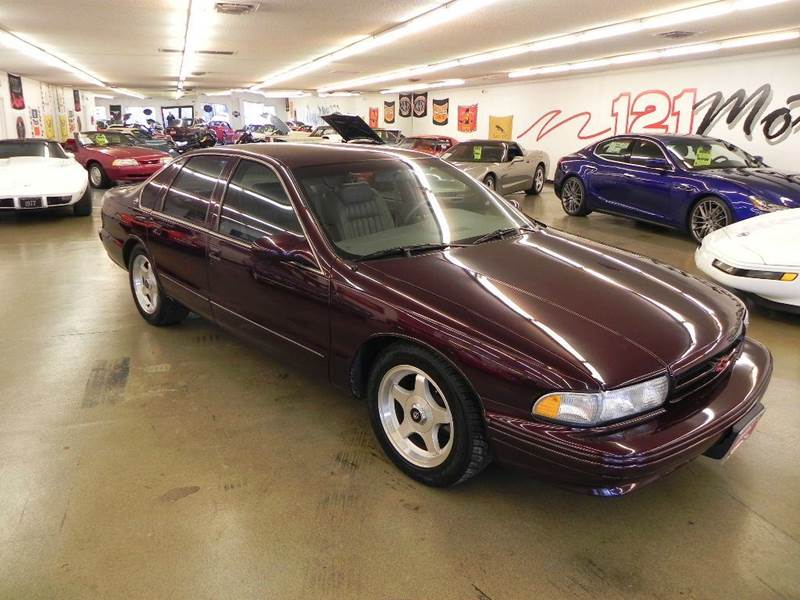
top-left (485, 337), bottom-right (772, 495)
top-left (696, 245), bottom-right (800, 310)
top-left (0, 186), bottom-right (86, 210)
top-left (107, 164), bottom-right (163, 183)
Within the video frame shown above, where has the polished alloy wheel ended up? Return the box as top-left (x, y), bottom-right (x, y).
top-left (131, 254), bottom-right (159, 314)
top-left (562, 178), bottom-right (583, 213)
top-left (534, 166), bottom-right (545, 193)
top-left (89, 165), bottom-right (103, 187)
top-left (484, 176), bottom-right (495, 190)
top-left (691, 199), bottom-right (729, 240)
top-left (377, 365), bottom-right (454, 468)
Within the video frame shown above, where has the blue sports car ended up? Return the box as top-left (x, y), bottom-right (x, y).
top-left (553, 134), bottom-right (799, 242)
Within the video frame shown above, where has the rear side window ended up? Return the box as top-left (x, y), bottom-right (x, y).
top-left (140, 162), bottom-right (179, 209)
top-left (162, 155), bottom-right (229, 225)
top-left (218, 160), bottom-right (302, 242)
top-left (595, 139), bottom-right (634, 162)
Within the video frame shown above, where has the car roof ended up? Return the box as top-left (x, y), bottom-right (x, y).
top-left (189, 143), bottom-right (431, 169)
top-left (451, 139), bottom-right (505, 145)
top-left (0, 138), bottom-right (59, 143)
top-left (608, 133), bottom-right (720, 144)
top-left (406, 135), bottom-right (453, 140)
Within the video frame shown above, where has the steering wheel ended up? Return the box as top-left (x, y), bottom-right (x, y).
top-left (400, 200), bottom-right (431, 226)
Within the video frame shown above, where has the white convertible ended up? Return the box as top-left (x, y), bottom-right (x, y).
top-left (696, 208), bottom-right (800, 313)
top-left (0, 139), bottom-right (91, 216)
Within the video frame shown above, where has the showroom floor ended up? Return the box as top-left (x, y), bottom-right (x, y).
top-left (1, 187), bottom-right (798, 600)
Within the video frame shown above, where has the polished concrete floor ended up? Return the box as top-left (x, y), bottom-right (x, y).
top-left (1, 186), bottom-right (798, 600)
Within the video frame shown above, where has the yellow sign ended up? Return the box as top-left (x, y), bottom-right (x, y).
top-left (694, 147), bottom-right (712, 167)
top-left (44, 115), bottom-right (55, 139)
top-left (58, 115), bottom-right (69, 141)
top-left (488, 115), bottom-right (513, 141)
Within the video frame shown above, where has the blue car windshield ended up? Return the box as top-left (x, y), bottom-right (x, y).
top-left (665, 140), bottom-right (757, 170)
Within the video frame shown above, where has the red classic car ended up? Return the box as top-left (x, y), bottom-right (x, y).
top-left (398, 135), bottom-right (459, 156)
top-left (99, 144), bottom-right (771, 495)
top-left (207, 120), bottom-right (240, 144)
top-left (64, 131), bottom-right (172, 188)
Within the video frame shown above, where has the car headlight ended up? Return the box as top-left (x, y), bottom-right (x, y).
top-left (159, 156), bottom-right (172, 165)
top-left (749, 195), bottom-right (786, 212)
top-left (112, 158), bottom-right (139, 167)
top-left (532, 375), bottom-right (669, 426)
top-left (712, 259), bottom-right (797, 281)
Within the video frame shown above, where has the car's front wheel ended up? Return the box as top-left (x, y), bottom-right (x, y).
top-left (367, 343), bottom-right (491, 487)
top-left (483, 174), bottom-right (496, 191)
top-left (560, 176), bottom-right (591, 216)
top-left (128, 246), bottom-right (189, 326)
top-left (88, 162), bottom-right (110, 188)
top-left (72, 186), bottom-right (92, 217)
top-left (689, 197), bottom-right (732, 243)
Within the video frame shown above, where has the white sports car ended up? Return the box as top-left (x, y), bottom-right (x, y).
top-left (0, 139), bottom-right (92, 216)
top-left (696, 208), bottom-right (800, 313)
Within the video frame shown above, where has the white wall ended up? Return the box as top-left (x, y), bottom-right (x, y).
top-left (296, 48), bottom-right (800, 176)
top-left (0, 70), bottom-right (96, 141)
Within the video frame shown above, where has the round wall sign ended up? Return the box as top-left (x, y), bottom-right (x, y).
top-left (16, 116), bottom-right (26, 139)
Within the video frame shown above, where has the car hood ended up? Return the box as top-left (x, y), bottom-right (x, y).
top-left (322, 114), bottom-right (384, 145)
top-left (87, 146), bottom-right (168, 159)
top-left (0, 156), bottom-right (87, 195)
top-left (703, 167), bottom-right (800, 207)
top-left (359, 228), bottom-right (744, 389)
top-left (704, 207), bottom-right (800, 268)
top-left (451, 162), bottom-right (500, 178)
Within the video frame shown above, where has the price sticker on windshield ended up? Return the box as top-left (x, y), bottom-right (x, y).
top-left (94, 133), bottom-right (108, 146)
top-left (473, 146), bottom-right (483, 160)
top-left (694, 147), bottom-right (712, 167)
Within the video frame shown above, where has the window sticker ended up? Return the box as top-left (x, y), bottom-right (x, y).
top-left (605, 141), bottom-right (630, 154)
top-left (694, 147), bottom-right (712, 167)
top-left (94, 133), bottom-right (108, 145)
top-left (473, 145), bottom-right (482, 160)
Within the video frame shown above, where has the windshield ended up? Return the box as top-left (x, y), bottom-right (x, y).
top-left (0, 141), bottom-right (67, 159)
top-left (442, 143), bottom-right (504, 163)
top-left (666, 139), bottom-right (758, 170)
top-left (79, 132), bottom-right (133, 147)
top-left (295, 158), bottom-right (532, 259)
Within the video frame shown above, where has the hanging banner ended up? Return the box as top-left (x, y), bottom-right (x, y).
top-left (29, 108), bottom-right (43, 137)
top-left (412, 93), bottom-right (428, 118)
top-left (432, 98), bottom-right (449, 126)
top-left (399, 94), bottom-right (412, 118)
top-left (458, 104), bottom-right (478, 133)
top-left (44, 115), bottom-right (55, 139)
top-left (369, 107), bottom-right (379, 128)
top-left (8, 73), bottom-right (25, 110)
top-left (489, 115), bottom-right (513, 141)
top-left (73, 89), bottom-right (81, 112)
top-left (384, 101), bottom-right (395, 124)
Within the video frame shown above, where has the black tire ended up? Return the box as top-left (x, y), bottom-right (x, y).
top-left (72, 185), bottom-right (93, 216)
top-left (528, 163), bottom-right (546, 195)
top-left (367, 342), bottom-right (491, 487)
top-left (560, 176), bottom-right (591, 216)
top-left (88, 162), bottom-right (110, 189)
top-left (689, 196), bottom-right (732, 244)
top-left (483, 174), bottom-right (496, 191)
top-left (127, 246), bottom-right (189, 326)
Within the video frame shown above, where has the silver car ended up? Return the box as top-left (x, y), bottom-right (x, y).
top-left (443, 140), bottom-right (550, 195)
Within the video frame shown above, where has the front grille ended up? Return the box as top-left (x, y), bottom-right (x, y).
top-left (138, 159), bottom-right (160, 165)
top-left (47, 195), bottom-right (71, 206)
top-left (671, 337), bottom-right (744, 403)
top-left (0, 198), bottom-right (13, 208)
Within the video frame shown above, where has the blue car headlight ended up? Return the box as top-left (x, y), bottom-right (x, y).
top-left (748, 195), bottom-right (786, 212)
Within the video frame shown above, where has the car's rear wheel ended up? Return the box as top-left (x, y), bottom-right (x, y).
top-left (560, 176), bottom-right (591, 216)
top-left (483, 174), bottom-right (496, 191)
top-left (88, 162), bottom-right (110, 188)
top-left (689, 197), bottom-right (732, 243)
top-left (72, 186), bottom-right (92, 217)
top-left (528, 163), bottom-right (546, 195)
top-left (128, 246), bottom-right (189, 326)
top-left (367, 343), bottom-right (491, 487)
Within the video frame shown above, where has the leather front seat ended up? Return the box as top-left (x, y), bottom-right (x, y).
top-left (335, 182), bottom-right (395, 239)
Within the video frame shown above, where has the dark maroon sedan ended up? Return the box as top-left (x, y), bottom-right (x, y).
top-left (99, 144), bottom-right (772, 495)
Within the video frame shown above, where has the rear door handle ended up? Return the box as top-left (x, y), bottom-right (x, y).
top-left (673, 183), bottom-right (693, 191)
top-left (208, 247), bottom-right (221, 261)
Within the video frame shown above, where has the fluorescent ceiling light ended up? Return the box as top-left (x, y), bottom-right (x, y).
top-left (318, 0), bottom-right (791, 91)
top-left (319, 91), bottom-right (361, 97)
top-left (178, 0), bottom-right (214, 84)
top-left (252, 0), bottom-right (503, 90)
top-left (109, 88), bottom-right (147, 99)
top-left (509, 29), bottom-right (799, 79)
top-left (380, 79), bottom-right (465, 94)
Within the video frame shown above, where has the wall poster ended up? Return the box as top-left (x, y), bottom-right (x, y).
top-left (29, 108), bottom-right (43, 137)
top-left (383, 100), bottom-right (395, 124)
top-left (8, 73), bottom-right (25, 109)
top-left (412, 93), bottom-right (428, 118)
top-left (399, 93), bottom-right (412, 118)
top-left (458, 104), bottom-right (478, 132)
top-left (489, 115), bottom-right (513, 140)
top-left (432, 98), bottom-right (449, 126)
top-left (369, 107), bottom-right (379, 128)
top-left (73, 89), bottom-right (81, 112)
top-left (44, 115), bottom-right (55, 139)
top-left (16, 116), bottom-right (26, 138)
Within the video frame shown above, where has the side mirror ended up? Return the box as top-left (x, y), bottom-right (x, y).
top-left (753, 155), bottom-right (765, 165)
top-left (62, 139), bottom-right (78, 152)
top-left (510, 155), bottom-right (524, 163)
top-left (644, 157), bottom-right (671, 170)
top-left (252, 232), bottom-right (316, 269)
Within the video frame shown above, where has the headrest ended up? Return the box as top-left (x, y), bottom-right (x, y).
top-left (340, 182), bottom-right (377, 205)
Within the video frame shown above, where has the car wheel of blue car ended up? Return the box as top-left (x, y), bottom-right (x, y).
top-left (561, 176), bottom-right (591, 216)
top-left (689, 197), bottom-right (731, 243)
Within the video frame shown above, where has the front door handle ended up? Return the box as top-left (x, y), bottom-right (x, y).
top-left (673, 183), bottom-right (694, 191)
top-left (208, 247), bottom-right (221, 261)
top-left (623, 173), bottom-right (636, 178)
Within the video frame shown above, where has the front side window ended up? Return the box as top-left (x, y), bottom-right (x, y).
top-left (665, 139), bottom-right (757, 170)
top-left (79, 131), bottom-right (132, 147)
top-left (295, 158), bottom-right (531, 259)
top-left (442, 143), bottom-right (504, 163)
top-left (595, 138), bottom-right (634, 162)
top-left (161, 155), bottom-right (229, 225)
top-left (629, 139), bottom-right (668, 167)
top-left (218, 160), bottom-right (302, 242)
top-left (0, 140), bottom-right (67, 159)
